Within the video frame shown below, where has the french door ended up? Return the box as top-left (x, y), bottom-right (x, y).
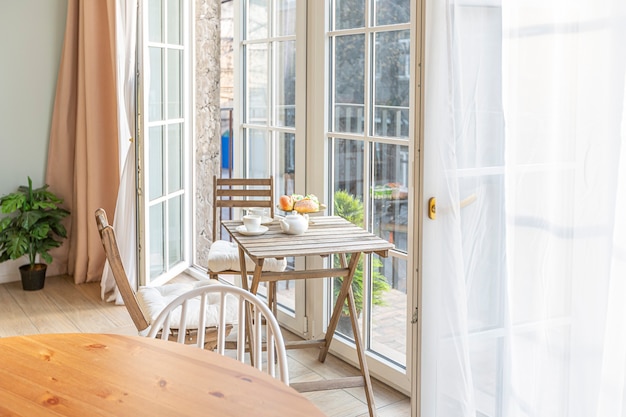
top-left (234, 0), bottom-right (308, 332)
top-left (318, 0), bottom-right (415, 393)
top-left (137, 0), bottom-right (192, 286)
top-left (236, 0), bottom-right (419, 396)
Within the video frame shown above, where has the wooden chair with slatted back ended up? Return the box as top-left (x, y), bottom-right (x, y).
top-left (207, 176), bottom-right (287, 296)
top-left (211, 176), bottom-right (274, 245)
top-left (95, 208), bottom-right (232, 349)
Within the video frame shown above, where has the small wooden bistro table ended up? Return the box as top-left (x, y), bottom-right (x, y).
top-left (0, 333), bottom-right (325, 417)
top-left (222, 215), bottom-right (394, 417)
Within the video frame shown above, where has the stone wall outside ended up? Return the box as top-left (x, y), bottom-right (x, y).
top-left (194, 0), bottom-right (221, 268)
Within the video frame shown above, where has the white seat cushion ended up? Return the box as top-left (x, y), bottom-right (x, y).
top-left (136, 280), bottom-right (238, 332)
top-left (208, 240), bottom-right (287, 273)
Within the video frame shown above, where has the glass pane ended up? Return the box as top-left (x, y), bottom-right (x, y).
top-left (374, 30), bottom-right (410, 138)
top-left (276, 40), bottom-right (296, 127)
top-left (246, 128), bottom-right (270, 178)
top-left (149, 126), bottom-right (164, 200)
top-left (333, 34), bottom-right (365, 134)
top-left (334, 0), bottom-right (364, 30)
top-left (149, 48), bottom-right (163, 121)
top-left (149, 203), bottom-right (165, 278)
top-left (371, 143), bottom-right (409, 251)
top-left (167, 0), bottom-right (181, 45)
top-left (277, 132), bottom-right (295, 196)
top-left (370, 254), bottom-right (406, 366)
top-left (246, 44), bottom-right (269, 125)
top-left (332, 138), bottom-right (365, 200)
top-left (167, 123), bottom-right (182, 192)
top-left (149, 0), bottom-right (163, 43)
top-left (168, 49), bottom-right (182, 118)
top-left (276, 0), bottom-right (296, 37)
top-left (374, 0), bottom-right (410, 26)
top-left (247, 0), bottom-right (268, 40)
top-left (331, 138), bottom-right (364, 341)
top-left (168, 196), bottom-right (183, 265)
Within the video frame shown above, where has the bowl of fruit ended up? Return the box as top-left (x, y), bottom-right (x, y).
top-left (278, 194), bottom-right (326, 214)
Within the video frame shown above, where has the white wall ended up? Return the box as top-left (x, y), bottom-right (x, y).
top-left (0, 0), bottom-right (68, 283)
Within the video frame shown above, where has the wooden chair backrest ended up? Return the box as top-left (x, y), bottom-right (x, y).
top-left (95, 208), bottom-right (150, 332)
top-left (212, 176), bottom-right (274, 241)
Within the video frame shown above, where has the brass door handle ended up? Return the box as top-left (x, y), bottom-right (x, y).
top-left (428, 197), bottom-right (436, 220)
top-left (428, 194), bottom-right (477, 220)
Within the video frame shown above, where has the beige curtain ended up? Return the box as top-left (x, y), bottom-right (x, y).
top-left (46, 0), bottom-right (120, 283)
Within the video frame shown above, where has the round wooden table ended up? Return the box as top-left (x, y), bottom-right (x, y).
top-left (0, 333), bottom-right (325, 417)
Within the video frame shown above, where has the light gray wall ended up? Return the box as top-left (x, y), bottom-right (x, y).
top-left (0, 0), bottom-right (68, 282)
top-left (0, 0), bottom-right (67, 195)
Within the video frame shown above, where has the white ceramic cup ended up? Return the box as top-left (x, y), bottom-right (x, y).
top-left (249, 208), bottom-right (267, 218)
top-left (243, 214), bottom-right (262, 232)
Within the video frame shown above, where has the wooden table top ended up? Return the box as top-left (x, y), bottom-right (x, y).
top-left (222, 215), bottom-right (394, 261)
top-left (0, 333), bottom-right (325, 417)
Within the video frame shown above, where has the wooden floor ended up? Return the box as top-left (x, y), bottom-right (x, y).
top-left (0, 275), bottom-right (410, 417)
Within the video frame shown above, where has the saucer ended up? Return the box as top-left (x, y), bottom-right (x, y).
top-left (260, 216), bottom-right (274, 225)
top-left (236, 225), bottom-right (268, 236)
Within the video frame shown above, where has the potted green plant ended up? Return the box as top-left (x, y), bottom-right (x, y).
top-left (333, 190), bottom-right (390, 336)
top-left (0, 177), bottom-right (70, 290)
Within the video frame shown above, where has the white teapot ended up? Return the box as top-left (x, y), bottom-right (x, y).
top-left (280, 212), bottom-right (309, 235)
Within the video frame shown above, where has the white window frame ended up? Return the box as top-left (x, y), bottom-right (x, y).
top-left (233, 0), bottom-right (309, 334)
top-left (137, 0), bottom-right (194, 287)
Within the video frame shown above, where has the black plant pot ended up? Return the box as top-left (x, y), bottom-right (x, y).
top-left (19, 264), bottom-right (47, 291)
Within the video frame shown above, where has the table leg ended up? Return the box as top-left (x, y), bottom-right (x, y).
top-left (268, 281), bottom-right (277, 316)
top-left (238, 247), bottom-right (249, 291)
top-left (318, 251), bottom-right (377, 417)
top-left (249, 263), bottom-right (263, 295)
top-left (319, 252), bottom-right (360, 362)
top-left (346, 278), bottom-right (377, 417)
top-left (238, 248), bottom-right (265, 366)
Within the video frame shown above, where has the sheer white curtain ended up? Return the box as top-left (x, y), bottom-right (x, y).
top-left (422, 0), bottom-right (626, 416)
top-left (101, 0), bottom-right (138, 304)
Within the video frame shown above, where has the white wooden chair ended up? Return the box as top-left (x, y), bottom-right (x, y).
top-left (95, 208), bottom-right (233, 349)
top-left (147, 283), bottom-right (290, 385)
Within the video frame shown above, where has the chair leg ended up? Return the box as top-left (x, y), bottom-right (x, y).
top-left (268, 281), bottom-right (277, 316)
top-left (238, 261), bottom-right (256, 367)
